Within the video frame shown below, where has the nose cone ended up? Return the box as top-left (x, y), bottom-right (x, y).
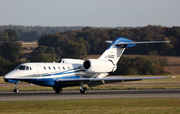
top-left (4, 70), bottom-right (20, 83)
top-left (4, 70), bottom-right (16, 79)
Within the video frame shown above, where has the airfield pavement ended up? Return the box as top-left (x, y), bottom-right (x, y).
top-left (0, 89), bottom-right (180, 101)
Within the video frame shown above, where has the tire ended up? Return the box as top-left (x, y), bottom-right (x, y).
top-left (14, 89), bottom-right (19, 93)
top-left (80, 87), bottom-right (87, 94)
top-left (54, 87), bottom-right (62, 94)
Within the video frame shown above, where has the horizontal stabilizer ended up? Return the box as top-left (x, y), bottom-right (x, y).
top-left (117, 41), bottom-right (170, 46)
top-left (105, 40), bottom-right (113, 44)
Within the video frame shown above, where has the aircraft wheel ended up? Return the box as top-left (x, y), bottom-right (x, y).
top-left (14, 88), bottom-right (19, 93)
top-left (80, 87), bottom-right (87, 94)
top-left (54, 87), bottom-right (62, 94)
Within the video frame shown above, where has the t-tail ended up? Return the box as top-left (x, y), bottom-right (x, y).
top-left (83, 37), bottom-right (169, 74)
top-left (98, 37), bottom-right (170, 65)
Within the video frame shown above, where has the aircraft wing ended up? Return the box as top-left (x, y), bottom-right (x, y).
top-left (56, 76), bottom-right (175, 87)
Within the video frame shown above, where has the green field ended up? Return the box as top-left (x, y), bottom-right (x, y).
top-left (0, 98), bottom-right (180, 114)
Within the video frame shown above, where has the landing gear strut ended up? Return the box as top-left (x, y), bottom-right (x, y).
top-left (79, 84), bottom-right (87, 94)
top-left (14, 83), bottom-right (19, 93)
top-left (54, 86), bottom-right (62, 94)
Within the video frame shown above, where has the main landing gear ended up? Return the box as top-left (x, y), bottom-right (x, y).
top-left (54, 86), bottom-right (62, 94)
top-left (79, 84), bottom-right (87, 94)
top-left (14, 83), bottom-right (19, 93)
top-left (53, 86), bottom-right (87, 94)
top-left (79, 87), bottom-right (87, 94)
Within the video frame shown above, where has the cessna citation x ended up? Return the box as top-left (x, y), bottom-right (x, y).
top-left (4, 37), bottom-right (173, 94)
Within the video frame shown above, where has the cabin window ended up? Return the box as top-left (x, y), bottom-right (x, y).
top-left (48, 67), bottom-right (51, 70)
top-left (30, 67), bottom-right (32, 70)
top-left (58, 66), bottom-right (60, 70)
top-left (63, 67), bottom-right (65, 70)
top-left (53, 67), bottom-right (56, 70)
top-left (44, 67), bottom-right (46, 70)
top-left (26, 66), bottom-right (29, 70)
top-left (68, 67), bottom-right (70, 70)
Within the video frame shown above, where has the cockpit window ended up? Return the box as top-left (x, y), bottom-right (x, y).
top-left (16, 65), bottom-right (26, 70)
top-left (57, 60), bottom-right (62, 63)
top-left (26, 66), bottom-right (29, 70)
top-left (57, 59), bottom-right (65, 63)
top-left (15, 65), bottom-right (32, 70)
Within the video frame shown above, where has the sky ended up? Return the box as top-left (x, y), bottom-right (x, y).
top-left (0, 0), bottom-right (180, 27)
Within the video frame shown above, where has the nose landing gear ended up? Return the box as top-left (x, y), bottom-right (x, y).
top-left (14, 83), bottom-right (19, 93)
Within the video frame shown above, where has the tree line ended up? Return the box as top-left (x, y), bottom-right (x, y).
top-left (0, 29), bottom-right (23, 75)
top-left (1, 25), bottom-right (179, 75)
top-left (113, 56), bottom-right (170, 75)
top-left (35, 26), bottom-right (178, 60)
top-left (29, 25), bottom-right (173, 75)
top-left (0, 25), bottom-right (117, 42)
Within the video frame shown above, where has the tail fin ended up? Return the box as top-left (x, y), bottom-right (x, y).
top-left (98, 37), bottom-right (134, 64)
top-left (98, 37), bottom-right (170, 65)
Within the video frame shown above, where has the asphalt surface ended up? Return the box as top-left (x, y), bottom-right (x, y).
top-left (0, 89), bottom-right (180, 101)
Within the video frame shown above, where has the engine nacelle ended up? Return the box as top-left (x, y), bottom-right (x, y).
top-left (83, 59), bottom-right (116, 73)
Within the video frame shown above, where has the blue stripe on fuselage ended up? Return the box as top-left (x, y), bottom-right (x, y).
top-left (12, 68), bottom-right (86, 87)
top-left (42, 67), bottom-right (84, 77)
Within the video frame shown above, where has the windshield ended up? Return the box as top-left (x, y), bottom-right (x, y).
top-left (15, 65), bottom-right (26, 70)
top-left (57, 59), bottom-right (62, 63)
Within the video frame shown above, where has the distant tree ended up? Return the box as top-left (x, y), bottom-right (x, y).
top-left (0, 42), bottom-right (23, 62)
top-left (113, 56), bottom-right (168, 75)
top-left (18, 30), bottom-right (40, 41)
top-left (158, 58), bottom-right (169, 66)
top-left (29, 53), bottom-right (57, 62)
top-left (63, 37), bottom-right (87, 59)
top-left (0, 30), bottom-right (9, 43)
top-left (5, 29), bottom-right (19, 42)
top-left (0, 29), bottom-right (18, 44)
top-left (0, 56), bottom-right (11, 75)
top-left (29, 45), bottom-right (57, 62)
top-left (30, 45), bottom-right (49, 56)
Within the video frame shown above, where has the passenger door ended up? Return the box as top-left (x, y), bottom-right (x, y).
top-left (36, 64), bottom-right (42, 79)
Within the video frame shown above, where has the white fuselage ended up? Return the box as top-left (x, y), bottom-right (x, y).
top-left (4, 62), bottom-right (106, 87)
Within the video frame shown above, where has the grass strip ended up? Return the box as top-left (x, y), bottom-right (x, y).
top-left (0, 98), bottom-right (180, 114)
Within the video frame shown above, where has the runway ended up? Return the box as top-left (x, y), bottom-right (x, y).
top-left (0, 89), bottom-right (180, 101)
